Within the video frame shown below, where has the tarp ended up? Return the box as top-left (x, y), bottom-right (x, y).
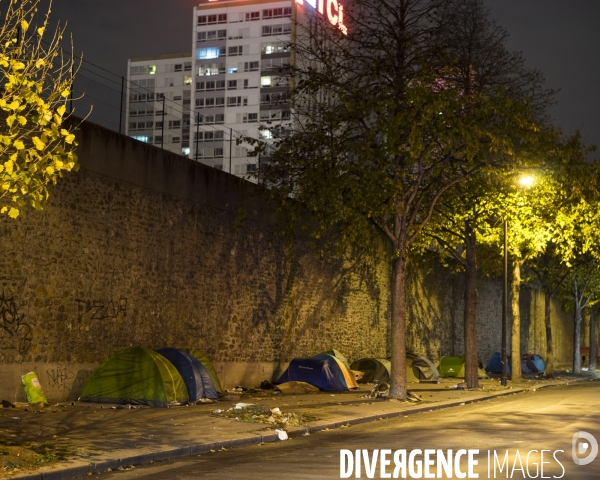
top-left (350, 358), bottom-right (391, 384)
top-left (182, 349), bottom-right (224, 395)
top-left (438, 355), bottom-right (487, 379)
top-left (485, 352), bottom-right (546, 374)
top-left (276, 357), bottom-right (348, 391)
top-left (311, 353), bottom-right (359, 389)
top-left (80, 347), bottom-right (189, 407)
top-left (155, 348), bottom-right (218, 400)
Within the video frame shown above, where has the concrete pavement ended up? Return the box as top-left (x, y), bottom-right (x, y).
top-left (0, 375), bottom-right (595, 480)
top-left (99, 380), bottom-right (600, 479)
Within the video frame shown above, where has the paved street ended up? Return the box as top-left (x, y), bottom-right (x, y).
top-left (99, 381), bottom-right (600, 479)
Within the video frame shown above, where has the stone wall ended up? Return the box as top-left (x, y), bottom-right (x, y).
top-left (0, 121), bottom-right (579, 402)
top-left (405, 266), bottom-right (575, 370)
top-left (0, 121), bottom-right (391, 402)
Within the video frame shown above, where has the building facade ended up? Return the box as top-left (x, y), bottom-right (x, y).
top-left (126, 0), bottom-right (346, 177)
top-left (126, 54), bottom-right (194, 157)
top-left (191, 0), bottom-right (292, 175)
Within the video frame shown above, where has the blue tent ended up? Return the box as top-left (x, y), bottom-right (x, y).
top-left (275, 357), bottom-right (348, 391)
top-left (523, 354), bottom-right (545, 373)
top-left (486, 352), bottom-right (506, 374)
top-left (311, 353), bottom-right (358, 389)
top-left (485, 352), bottom-right (545, 374)
top-left (155, 348), bottom-right (218, 400)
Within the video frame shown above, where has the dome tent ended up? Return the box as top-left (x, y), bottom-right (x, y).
top-left (155, 348), bottom-right (218, 400)
top-left (350, 358), bottom-right (391, 383)
top-left (522, 353), bottom-right (545, 373)
top-left (320, 349), bottom-right (351, 369)
top-left (182, 348), bottom-right (224, 395)
top-left (312, 353), bottom-right (358, 389)
top-left (406, 353), bottom-right (440, 383)
top-left (438, 355), bottom-right (487, 379)
top-left (276, 357), bottom-right (349, 391)
top-left (79, 347), bottom-right (189, 407)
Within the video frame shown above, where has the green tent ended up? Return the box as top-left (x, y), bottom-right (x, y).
top-left (351, 355), bottom-right (440, 384)
top-left (350, 358), bottom-right (391, 383)
top-left (80, 347), bottom-right (189, 407)
top-left (438, 355), bottom-right (488, 379)
top-left (183, 349), bottom-right (224, 395)
top-left (406, 353), bottom-right (440, 383)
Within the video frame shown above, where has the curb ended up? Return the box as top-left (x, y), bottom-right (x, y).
top-left (12, 379), bottom-right (592, 480)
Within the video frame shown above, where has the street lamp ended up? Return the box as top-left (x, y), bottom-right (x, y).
top-left (519, 175), bottom-right (535, 188)
top-left (502, 219), bottom-right (508, 386)
top-left (501, 174), bottom-right (535, 387)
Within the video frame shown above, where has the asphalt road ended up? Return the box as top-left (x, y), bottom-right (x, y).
top-left (100, 381), bottom-right (600, 479)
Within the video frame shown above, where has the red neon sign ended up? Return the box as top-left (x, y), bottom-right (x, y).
top-left (297, 0), bottom-right (347, 35)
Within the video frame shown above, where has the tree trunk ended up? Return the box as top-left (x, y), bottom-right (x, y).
top-left (589, 306), bottom-right (596, 373)
top-left (574, 301), bottom-right (582, 374)
top-left (388, 245), bottom-right (407, 400)
top-left (544, 290), bottom-right (554, 376)
top-left (510, 260), bottom-right (522, 382)
top-left (463, 220), bottom-right (479, 389)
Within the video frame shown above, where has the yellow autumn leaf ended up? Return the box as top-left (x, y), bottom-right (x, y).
top-left (13, 140), bottom-right (24, 150)
top-left (17, 116), bottom-right (26, 126)
top-left (60, 89), bottom-right (70, 98)
top-left (45, 166), bottom-right (54, 175)
top-left (65, 133), bottom-right (75, 144)
top-left (0, 207), bottom-right (6, 213)
top-left (32, 136), bottom-right (45, 150)
top-left (37, 27), bottom-right (45, 36)
top-left (21, 20), bottom-right (29, 30)
top-left (57, 104), bottom-right (66, 116)
top-left (2, 182), bottom-right (10, 190)
top-left (35, 59), bottom-right (45, 68)
top-left (8, 207), bottom-right (19, 218)
top-left (6, 114), bottom-right (16, 127)
top-left (55, 160), bottom-right (64, 169)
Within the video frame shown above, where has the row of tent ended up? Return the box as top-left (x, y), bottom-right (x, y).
top-left (277, 351), bottom-right (443, 391)
top-left (80, 347), bottom-right (223, 407)
top-left (277, 351), bottom-right (547, 392)
top-left (80, 347), bottom-right (547, 405)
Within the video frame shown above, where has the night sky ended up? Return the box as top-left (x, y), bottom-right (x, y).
top-left (48, 0), bottom-right (599, 150)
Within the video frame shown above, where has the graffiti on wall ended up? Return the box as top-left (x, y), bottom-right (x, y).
top-left (0, 293), bottom-right (32, 353)
top-left (76, 297), bottom-right (128, 323)
top-left (46, 365), bottom-right (91, 399)
top-left (46, 364), bottom-right (75, 391)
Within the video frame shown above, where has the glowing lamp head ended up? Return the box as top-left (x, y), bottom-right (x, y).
top-left (518, 175), bottom-right (535, 188)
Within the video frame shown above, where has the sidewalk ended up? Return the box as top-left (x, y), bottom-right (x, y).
top-left (1, 375), bottom-right (596, 480)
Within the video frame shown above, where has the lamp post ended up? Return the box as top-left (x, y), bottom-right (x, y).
top-left (502, 219), bottom-right (508, 386)
top-left (501, 174), bottom-right (535, 387)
